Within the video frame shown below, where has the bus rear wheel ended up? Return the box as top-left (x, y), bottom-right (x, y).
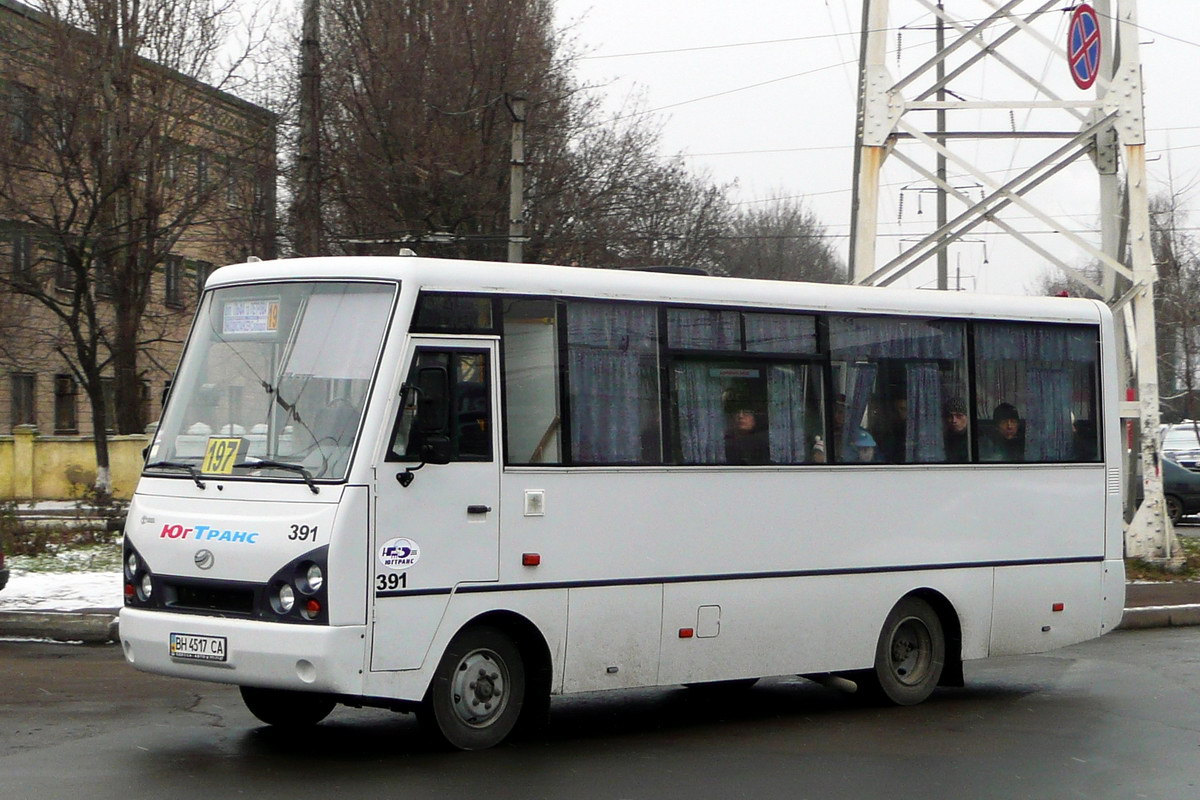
top-left (240, 686), bottom-right (336, 727)
top-left (858, 596), bottom-right (945, 706)
top-left (420, 625), bottom-right (526, 750)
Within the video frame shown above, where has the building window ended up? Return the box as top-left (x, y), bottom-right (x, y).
top-left (165, 255), bottom-right (183, 307)
top-left (53, 245), bottom-right (73, 291)
top-left (140, 379), bottom-right (151, 428)
top-left (95, 251), bottom-right (113, 298)
top-left (194, 151), bottom-right (209, 197)
top-left (100, 377), bottom-right (117, 433)
top-left (54, 374), bottom-right (77, 433)
top-left (10, 233), bottom-right (33, 284)
top-left (225, 158), bottom-right (246, 208)
top-left (6, 82), bottom-right (36, 144)
top-left (194, 260), bottom-right (214, 295)
top-left (11, 372), bottom-right (35, 428)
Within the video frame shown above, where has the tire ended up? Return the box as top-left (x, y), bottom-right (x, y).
top-left (420, 625), bottom-right (525, 750)
top-left (1166, 494), bottom-right (1184, 525)
top-left (858, 596), bottom-right (945, 706)
top-left (240, 686), bottom-right (336, 727)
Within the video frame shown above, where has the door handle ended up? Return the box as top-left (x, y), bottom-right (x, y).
top-left (467, 505), bottom-right (492, 515)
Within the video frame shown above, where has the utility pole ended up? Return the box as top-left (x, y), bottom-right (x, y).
top-left (293, 0), bottom-right (322, 257)
top-left (935, 2), bottom-right (948, 290)
top-left (507, 93), bottom-right (527, 263)
top-left (850, 0), bottom-right (1179, 567)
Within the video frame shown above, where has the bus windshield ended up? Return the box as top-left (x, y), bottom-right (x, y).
top-left (146, 281), bottom-right (396, 482)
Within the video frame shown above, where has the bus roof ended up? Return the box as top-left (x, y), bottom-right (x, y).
top-left (208, 256), bottom-right (1107, 325)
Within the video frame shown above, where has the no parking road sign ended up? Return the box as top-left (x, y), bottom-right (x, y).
top-left (1068, 4), bottom-right (1102, 90)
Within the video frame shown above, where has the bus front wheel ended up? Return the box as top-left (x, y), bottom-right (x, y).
top-left (240, 686), bottom-right (336, 727)
top-left (420, 625), bottom-right (526, 750)
top-left (858, 596), bottom-right (945, 706)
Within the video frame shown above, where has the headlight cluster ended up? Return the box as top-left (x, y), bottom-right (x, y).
top-left (123, 543), bottom-right (154, 605)
top-left (266, 550), bottom-right (328, 623)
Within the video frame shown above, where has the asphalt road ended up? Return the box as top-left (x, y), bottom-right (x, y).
top-left (3, 628), bottom-right (1200, 800)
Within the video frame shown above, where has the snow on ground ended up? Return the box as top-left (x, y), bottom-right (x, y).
top-left (0, 569), bottom-right (122, 611)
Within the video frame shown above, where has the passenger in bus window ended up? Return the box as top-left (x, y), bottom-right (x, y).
top-left (852, 428), bottom-right (880, 463)
top-left (982, 403), bottom-right (1024, 462)
top-left (726, 407), bottom-right (769, 465)
top-left (944, 397), bottom-right (969, 462)
top-left (831, 394), bottom-right (846, 450)
top-left (874, 395), bottom-right (908, 463)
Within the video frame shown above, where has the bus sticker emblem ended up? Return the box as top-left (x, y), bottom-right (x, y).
top-left (379, 537), bottom-right (420, 570)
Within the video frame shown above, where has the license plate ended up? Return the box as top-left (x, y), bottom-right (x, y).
top-left (169, 632), bottom-right (228, 662)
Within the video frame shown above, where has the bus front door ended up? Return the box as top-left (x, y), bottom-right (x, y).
top-left (370, 339), bottom-right (500, 672)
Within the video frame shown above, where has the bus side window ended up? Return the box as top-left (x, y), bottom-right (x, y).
top-left (829, 317), bottom-right (968, 464)
top-left (974, 323), bottom-right (1100, 463)
top-left (387, 350), bottom-right (493, 462)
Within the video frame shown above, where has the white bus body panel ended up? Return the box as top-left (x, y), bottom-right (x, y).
top-left (121, 608), bottom-right (367, 694)
top-left (492, 464), bottom-right (1108, 692)
top-left (120, 480), bottom-right (371, 689)
top-left (122, 257), bottom-right (1122, 706)
top-left (369, 338), bottom-right (500, 672)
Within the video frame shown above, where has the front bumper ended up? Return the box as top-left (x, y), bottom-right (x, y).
top-left (120, 607), bottom-right (366, 695)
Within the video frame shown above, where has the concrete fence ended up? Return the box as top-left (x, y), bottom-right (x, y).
top-left (0, 425), bottom-right (149, 500)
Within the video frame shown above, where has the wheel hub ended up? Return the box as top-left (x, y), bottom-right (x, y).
top-left (450, 649), bottom-right (509, 728)
top-left (889, 616), bottom-right (933, 686)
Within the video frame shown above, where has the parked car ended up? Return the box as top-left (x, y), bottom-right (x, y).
top-left (1161, 454), bottom-right (1200, 524)
top-left (1161, 423), bottom-right (1200, 470)
top-left (0, 540), bottom-right (8, 592)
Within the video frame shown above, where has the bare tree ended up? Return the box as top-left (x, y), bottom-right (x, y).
top-left (0, 0), bottom-right (276, 495)
top-left (1150, 194), bottom-right (1200, 423)
top-left (316, 3), bottom-right (737, 271)
top-left (318, 0), bottom-right (572, 259)
top-left (717, 195), bottom-right (845, 282)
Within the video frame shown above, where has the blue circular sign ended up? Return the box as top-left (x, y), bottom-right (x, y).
top-left (1068, 4), bottom-right (1102, 90)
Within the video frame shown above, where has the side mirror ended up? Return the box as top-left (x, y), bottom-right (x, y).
top-left (415, 366), bottom-right (449, 434)
top-left (421, 434), bottom-right (452, 465)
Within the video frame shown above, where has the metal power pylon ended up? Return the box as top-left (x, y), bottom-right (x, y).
top-left (849, 0), bottom-right (1180, 565)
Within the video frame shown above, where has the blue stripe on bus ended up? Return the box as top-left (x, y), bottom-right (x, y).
top-left (372, 554), bottom-right (1104, 599)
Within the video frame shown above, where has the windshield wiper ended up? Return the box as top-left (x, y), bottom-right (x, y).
top-left (233, 459), bottom-right (319, 494)
top-left (145, 460), bottom-right (206, 490)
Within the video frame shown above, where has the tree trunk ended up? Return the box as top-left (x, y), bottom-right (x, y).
top-left (87, 386), bottom-right (114, 503)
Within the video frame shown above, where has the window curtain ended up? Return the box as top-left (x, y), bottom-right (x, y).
top-left (1026, 367), bottom-right (1072, 461)
top-left (675, 362), bottom-right (727, 463)
top-left (746, 314), bottom-right (818, 354)
top-left (567, 303), bottom-right (659, 463)
top-left (768, 365), bottom-right (809, 463)
top-left (975, 324), bottom-right (1095, 461)
top-left (830, 317), bottom-right (964, 360)
top-left (667, 308), bottom-right (741, 351)
top-left (974, 324), bottom-right (1095, 363)
top-left (905, 362), bottom-right (945, 462)
top-left (841, 362), bottom-right (877, 461)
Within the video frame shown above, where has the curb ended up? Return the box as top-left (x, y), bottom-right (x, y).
top-left (1117, 604), bottom-right (1200, 630)
top-left (0, 610), bottom-right (119, 643)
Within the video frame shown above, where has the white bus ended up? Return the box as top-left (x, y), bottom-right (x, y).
top-left (120, 256), bottom-right (1125, 750)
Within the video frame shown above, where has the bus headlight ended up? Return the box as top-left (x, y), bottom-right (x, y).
top-left (125, 552), bottom-right (139, 580)
top-left (300, 563), bottom-right (323, 594)
top-left (260, 545), bottom-right (328, 624)
top-left (273, 583), bottom-right (295, 614)
top-left (139, 573), bottom-right (154, 601)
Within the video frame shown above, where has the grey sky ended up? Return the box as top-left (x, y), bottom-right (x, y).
top-left (554, 1), bottom-right (1200, 295)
